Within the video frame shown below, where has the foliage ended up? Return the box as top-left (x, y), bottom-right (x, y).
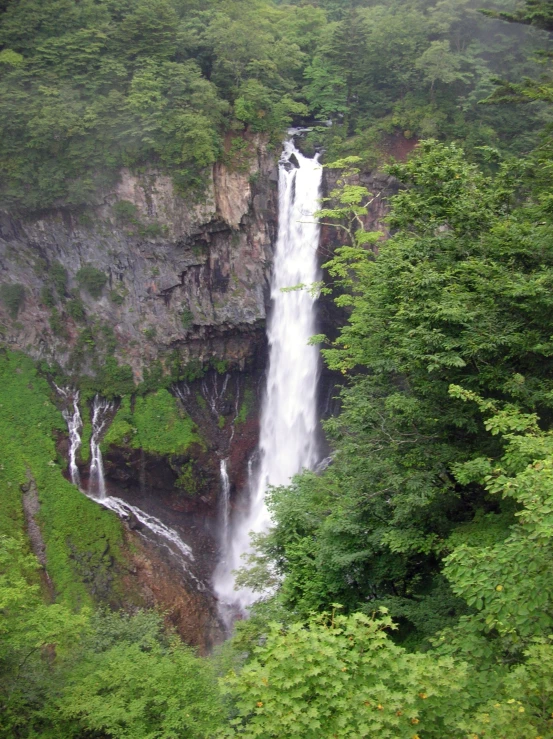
top-left (0, 0), bottom-right (550, 210)
top-left (444, 387), bottom-right (553, 640)
top-left (49, 306), bottom-right (69, 338)
top-left (181, 309), bottom-right (194, 329)
top-left (50, 262), bottom-right (68, 298)
top-left (103, 389), bottom-right (200, 455)
top-left (40, 285), bottom-right (56, 308)
top-left (0, 283), bottom-right (25, 318)
top-left (59, 640), bottom-right (222, 738)
top-left (75, 266), bottom-right (107, 298)
top-left (221, 609), bottom-right (467, 738)
top-left (112, 199), bottom-right (139, 223)
top-left (0, 536), bottom-right (89, 738)
top-left (235, 387), bottom-right (255, 425)
top-left (65, 296), bottom-right (86, 321)
top-left (482, 0), bottom-right (553, 31)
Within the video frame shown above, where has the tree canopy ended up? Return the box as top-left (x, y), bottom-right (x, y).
top-left (0, 0), bottom-right (549, 210)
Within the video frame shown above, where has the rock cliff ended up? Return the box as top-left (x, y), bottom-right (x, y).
top-left (0, 135), bottom-right (278, 379)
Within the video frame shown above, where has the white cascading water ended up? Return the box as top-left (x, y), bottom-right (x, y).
top-left (214, 139), bottom-right (323, 617)
top-left (54, 385), bottom-right (83, 487)
top-left (88, 395), bottom-right (113, 500)
top-left (219, 459), bottom-right (231, 555)
top-left (56, 391), bottom-right (200, 583)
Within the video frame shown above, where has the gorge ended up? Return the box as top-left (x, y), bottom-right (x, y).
top-left (45, 134), bottom-right (327, 639)
top-left (4, 1), bottom-right (553, 735)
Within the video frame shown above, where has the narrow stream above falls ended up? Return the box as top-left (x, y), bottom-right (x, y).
top-left (213, 138), bottom-right (323, 623)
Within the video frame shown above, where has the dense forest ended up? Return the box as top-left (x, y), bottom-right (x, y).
top-left (3, 0), bottom-right (553, 737)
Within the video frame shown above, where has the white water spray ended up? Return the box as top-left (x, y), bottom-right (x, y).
top-left (89, 396), bottom-right (112, 500)
top-left (214, 139), bottom-right (323, 615)
top-left (55, 385), bottom-right (83, 487)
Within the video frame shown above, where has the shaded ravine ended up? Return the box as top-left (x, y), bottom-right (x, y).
top-left (213, 138), bottom-right (323, 623)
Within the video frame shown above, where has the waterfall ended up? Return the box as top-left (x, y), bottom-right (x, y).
top-left (214, 139), bottom-right (322, 617)
top-left (88, 396), bottom-right (112, 500)
top-left (219, 459), bottom-right (231, 555)
top-left (55, 389), bottom-right (201, 585)
top-left (201, 372), bottom-right (230, 418)
top-left (55, 385), bottom-right (83, 487)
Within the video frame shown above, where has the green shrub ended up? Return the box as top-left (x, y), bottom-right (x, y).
top-left (94, 358), bottom-right (135, 399)
top-left (49, 307), bottom-right (68, 338)
top-left (112, 200), bottom-right (139, 224)
top-left (50, 262), bottom-right (68, 298)
top-left (102, 397), bottom-right (135, 449)
top-left (76, 267), bottom-right (107, 298)
top-left (0, 283), bottom-right (25, 318)
top-left (99, 323), bottom-right (117, 355)
top-left (181, 310), bottom-right (194, 329)
top-left (236, 387), bottom-right (254, 425)
top-left (109, 290), bottom-right (125, 306)
top-left (141, 222), bottom-right (165, 237)
top-left (104, 390), bottom-right (200, 455)
top-left (175, 462), bottom-right (199, 495)
top-left (40, 285), bottom-right (56, 308)
top-left (212, 359), bottom-right (228, 374)
top-left (66, 297), bottom-right (86, 321)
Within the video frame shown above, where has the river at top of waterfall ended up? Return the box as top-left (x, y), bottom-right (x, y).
top-left (213, 139), bottom-right (323, 619)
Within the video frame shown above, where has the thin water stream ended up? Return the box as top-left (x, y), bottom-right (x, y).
top-left (89, 396), bottom-right (112, 500)
top-left (54, 385), bottom-right (83, 488)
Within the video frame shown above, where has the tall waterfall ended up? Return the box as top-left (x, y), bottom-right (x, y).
top-left (214, 139), bottom-right (323, 618)
top-left (219, 459), bottom-right (231, 552)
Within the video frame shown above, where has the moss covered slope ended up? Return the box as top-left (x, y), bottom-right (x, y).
top-left (0, 350), bottom-right (126, 608)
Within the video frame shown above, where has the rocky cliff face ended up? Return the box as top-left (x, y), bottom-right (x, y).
top-left (0, 135), bottom-right (278, 379)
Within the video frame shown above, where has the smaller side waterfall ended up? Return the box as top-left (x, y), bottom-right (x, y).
top-left (173, 382), bottom-right (191, 405)
top-left (201, 373), bottom-right (230, 418)
top-left (55, 385), bottom-right (83, 487)
top-left (219, 459), bottom-right (231, 555)
top-left (57, 389), bottom-right (203, 586)
top-left (89, 396), bottom-right (112, 500)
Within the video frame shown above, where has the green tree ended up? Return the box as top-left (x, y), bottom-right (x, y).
top-left (221, 610), bottom-right (467, 739)
top-left (59, 640), bottom-right (223, 738)
top-left (0, 536), bottom-right (88, 738)
top-left (250, 140), bottom-right (553, 639)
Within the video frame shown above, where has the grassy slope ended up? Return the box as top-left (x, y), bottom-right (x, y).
top-left (0, 350), bottom-right (126, 608)
top-left (103, 389), bottom-right (200, 455)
